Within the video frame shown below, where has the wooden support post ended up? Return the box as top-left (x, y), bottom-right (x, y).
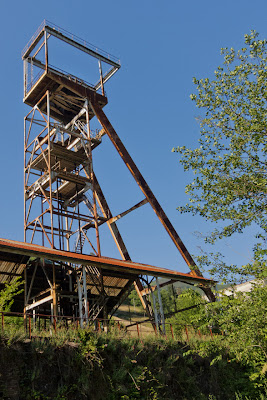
top-left (52, 262), bottom-right (57, 323)
top-left (185, 325), bottom-right (189, 342)
top-left (29, 316), bottom-right (32, 339)
top-left (170, 324), bottom-right (174, 340)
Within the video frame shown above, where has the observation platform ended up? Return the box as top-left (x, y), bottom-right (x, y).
top-left (24, 68), bottom-right (108, 124)
top-left (22, 20), bottom-right (121, 124)
top-left (30, 142), bottom-right (90, 172)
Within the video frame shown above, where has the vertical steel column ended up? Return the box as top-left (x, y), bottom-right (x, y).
top-left (98, 60), bottom-right (104, 96)
top-left (82, 266), bottom-right (89, 326)
top-left (76, 267), bottom-right (89, 329)
top-left (77, 274), bottom-right (83, 328)
top-left (156, 277), bottom-right (165, 334)
top-left (151, 289), bottom-right (159, 332)
top-left (65, 217), bottom-right (70, 251)
top-left (23, 267), bottom-right (27, 330)
top-left (47, 91), bottom-right (54, 248)
top-left (52, 262), bottom-right (57, 319)
top-left (24, 116), bottom-right (27, 243)
top-left (85, 103), bottom-right (101, 256)
top-left (23, 59), bottom-right (27, 98)
top-left (44, 28), bottom-right (48, 72)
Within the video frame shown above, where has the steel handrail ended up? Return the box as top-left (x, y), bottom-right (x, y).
top-left (25, 63), bottom-right (100, 95)
top-left (22, 19), bottom-right (121, 65)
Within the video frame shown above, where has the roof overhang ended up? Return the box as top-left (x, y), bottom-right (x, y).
top-left (0, 238), bottom-right (214, 286)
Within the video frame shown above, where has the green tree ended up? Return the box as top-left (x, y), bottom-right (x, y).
top-left (0, 277), bottom-right (24, 312)
top-left (172, 31), bottom-right (267, 390)
top-left (168, 288), bottom-right (203, 332)
top-left (193, 284), bottom-right (267, 386)
top-left (172, 30), bottom-right (267, 282)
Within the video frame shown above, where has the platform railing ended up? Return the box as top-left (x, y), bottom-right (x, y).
top-left (22, 20), bottom-right (46, 58)
top-left (25, 62), bottom-right (100, 95)
top-left (22, 19), bottom-right (121, 66)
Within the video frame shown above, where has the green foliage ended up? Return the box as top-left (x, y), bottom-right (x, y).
top-left (172, 33), bottom-right (267, 395)
top-left (0, 277), bottom-right (24, 312)
top-left (78, 329), bottom-right (103, 367)
top-left (188, 284), bottom-right (267, 389)
top-left (167, 289), bottom-right (204, 335)
top-left (0, 326), bottom-right (266, 399)
top-left (172, 30), bottom-right (267, 280)
top-left (173, 30), bottom-right (267, 236)
top-left (154, 285), bottom-right (177, 314)
top-left (128, 288), bottom-right (142, 308)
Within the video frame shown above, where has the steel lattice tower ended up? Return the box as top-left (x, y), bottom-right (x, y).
top-left (22, 21), bottom-right (214, 328)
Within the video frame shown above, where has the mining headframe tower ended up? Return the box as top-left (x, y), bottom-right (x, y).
top-left (0, 21), bottom-right (214, 332)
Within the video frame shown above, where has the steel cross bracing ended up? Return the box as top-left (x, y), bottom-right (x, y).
top-left (22, 21), bottom-right (214, 330)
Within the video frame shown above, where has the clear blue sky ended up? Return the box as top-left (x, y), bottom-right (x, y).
top-left (0, 0), bottom-right (265, 276)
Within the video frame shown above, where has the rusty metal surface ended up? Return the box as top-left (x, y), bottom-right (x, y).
top-left (22, 20), bottom-right (121, 66)
top-left (89, 101), bottom-right (215, 302)
top-left (87, 275), bottom-right (129, 297)
top-left (21, 20), bottom-right (215, 325)
top-left (0, 238), bottom-right (214, 285)
top-left (0, 261), bottom-right (26, 284)
top-left (0, 252), bottom-right (29, 285)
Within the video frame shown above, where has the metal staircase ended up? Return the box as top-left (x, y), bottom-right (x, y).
top-left (88, 295), bottom-right (108, 324)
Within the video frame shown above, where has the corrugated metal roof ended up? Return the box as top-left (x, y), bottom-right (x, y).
top-left (0, 238), bottom-right (214, 285)
top-left (0, 260), bottom-right (26, 284)
top-left (86, 274), bottom-right (129, 297)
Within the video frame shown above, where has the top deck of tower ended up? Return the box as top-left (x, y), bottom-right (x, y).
top-left (22, 20), bottom-right (121, 123)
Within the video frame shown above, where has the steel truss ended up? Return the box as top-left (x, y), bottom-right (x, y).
top-left (22, 21), bottom-right (214, 331)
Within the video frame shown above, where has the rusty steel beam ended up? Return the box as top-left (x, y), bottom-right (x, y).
top-left (0, 238), bottom-right (213, 284)
top-left (92, 174), bottom-right (154, 319)
top-left (89, 101), bottom-right (215, 302)
top-left (107, 198), bottom-right (148, 224)
top-left (93, 173), bottom-right (131, 261)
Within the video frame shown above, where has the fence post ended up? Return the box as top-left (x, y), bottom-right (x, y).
top-left (170, 324), bottom-right (174, 340)
top-left (53, 317), bottom-right (57, 334)
top-left (136, 323), bottom-right (140, 338)
top-left (185, 325), bottom-right (189, 342)
top-left (29, 316), bottom-right (32, 340)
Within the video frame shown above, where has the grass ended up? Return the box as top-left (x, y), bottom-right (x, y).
top-left (0, 318), bottom-right (266, 399)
